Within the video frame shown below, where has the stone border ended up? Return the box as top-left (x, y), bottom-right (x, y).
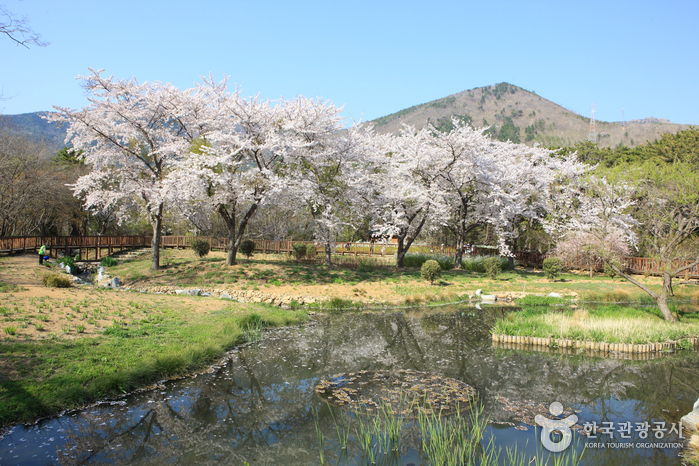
top-left (492, 334), bottom-right (699, 356)
top-left (128, 284), bottom-right (320, 306)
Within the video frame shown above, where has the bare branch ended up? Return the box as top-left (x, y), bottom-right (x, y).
top-left (0, 5), bottom-right (47, 48)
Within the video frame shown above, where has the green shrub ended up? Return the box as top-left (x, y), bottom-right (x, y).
top-left (484, 257), bottom-right (502, 279)
top-left (543, 257), bottom-right (564, 281)
top-left (404, 253), bottom-right (455, 270)
top-left (421, 260), bottom-right (442, 284)
top-left (59, 256), bottom-right (76, 271)
top-left (324, 297), bottom-right (362, 310)
top-left (191, 239), bottom-right (210, 257)
top-left (292, 243), bottom-right (307, 260)
top-left (461, 255), bottom-right (508, 273)
top-left (42, 274), bottom-right (72, 288)
top-left (239, 239), bottom-right (256, 258)
top-left (306, 243), bottom-right (317, 259)
top-left (101, 256), bottom-right (118, 267)
top-left (603, 262), bottom-right (617, 279)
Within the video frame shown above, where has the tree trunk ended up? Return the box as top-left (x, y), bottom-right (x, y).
top-left (324, 241), bottom-right (332, 267)
top-left (454, 243), bottom-right (464, 270)
top-left (657, 272), bottom-right (677, 322)
top-left (219, 203), bottom-right (259, 266)
top-left (396, 236), bottom-right (406, 269)
top-left (608, 261), bottom-right (677, 322)
top-left (150, 203), bottom-right (164, 271)
top-left (226, 231), bottom-right (238, 265)
top-left (656, 290), bottom-right (676, 322)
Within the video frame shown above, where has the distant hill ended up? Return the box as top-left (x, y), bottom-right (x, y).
top-left (2, 87), bottom-right (692, 151)
top-left (0, 112), bottom-right (67, 150)
top-left (371, 83), bottom-right (692, 148)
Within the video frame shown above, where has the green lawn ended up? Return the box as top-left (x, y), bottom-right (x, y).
top-left (0, 301), bottom-right (307, 426)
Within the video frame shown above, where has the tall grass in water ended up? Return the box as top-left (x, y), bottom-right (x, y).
top-left (313, 400), bottom-right (585, 465)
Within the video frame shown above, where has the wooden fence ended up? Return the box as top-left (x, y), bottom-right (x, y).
top-left (1, 234), bottom-right (697, 279)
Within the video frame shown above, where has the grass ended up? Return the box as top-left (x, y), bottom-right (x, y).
top-left (313, 400), bottom-right (585, 466)
top-left (493, 304), bottom-right (699, 344)
top-left (0, 300), bottom-right (307, 427)
top-left (0, 282), bottom-right (20, 293)
top-left (99, 249), bottom-right (699, 308)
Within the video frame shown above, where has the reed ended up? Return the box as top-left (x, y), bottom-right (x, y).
top-left (312, 399), bottom-right (585, 465)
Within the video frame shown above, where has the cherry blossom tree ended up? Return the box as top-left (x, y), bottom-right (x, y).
top-left (49, 69), bottom-right (209, 270)
top-left (412, 119), bottom-right (587, 269)
top-left (282, 99), bottom-right (375, 266)
top-left (365, 125), bottom-right (449, 268)
top-left (169, 77), bottom-right (301, 266)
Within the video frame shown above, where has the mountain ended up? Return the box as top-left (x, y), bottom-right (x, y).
top-left (370, 83), bottom-right (691, 148)
top-left (2, 85), bottom-right (692, 150)
top-left (0, 112), bottom-right (67, 150)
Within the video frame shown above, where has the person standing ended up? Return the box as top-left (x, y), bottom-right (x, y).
top-left (38, 244), bottom-right (46, 265)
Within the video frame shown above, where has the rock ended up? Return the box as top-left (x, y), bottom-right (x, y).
top-left (175, 289), bottom-right (201, 296)
top-left (200, 292), bottom-right (212, 297)
top-left (109, 277), bottom-right (121, 288)
top-left (65, 265), bottom-right (71, 275)
top-left (481, 295), bottom-right (497, 303)
top-left (548, 292), bottom-right (562, 298)
top-left (221, 293), bottom-right (233, 300)
top-left (681, 411), bottom-right (699, 434)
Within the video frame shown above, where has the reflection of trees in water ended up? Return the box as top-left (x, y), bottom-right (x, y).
top-left (36, 310), bottom-right (699, 465)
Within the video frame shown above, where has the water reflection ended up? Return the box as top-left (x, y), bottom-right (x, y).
top-left (1, 307), bottom-right (697, 465)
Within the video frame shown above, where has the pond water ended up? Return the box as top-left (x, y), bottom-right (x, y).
top-left (1, 306), bottom-right (697, 465)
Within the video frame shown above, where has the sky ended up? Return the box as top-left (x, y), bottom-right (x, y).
top-left (2, 0), bottom-right (698, 125)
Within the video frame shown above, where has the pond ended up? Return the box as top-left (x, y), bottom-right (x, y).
top-left (1, 306), bottom-right (697, 465)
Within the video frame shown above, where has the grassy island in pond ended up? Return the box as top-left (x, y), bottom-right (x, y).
top-left (494, 303), bottom-right (699, 345)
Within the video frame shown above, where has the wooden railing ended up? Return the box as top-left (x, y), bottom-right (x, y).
top-left (1, 235), bottom-right (697, 278)
top-left (0, 235), bottom-right (152, 261)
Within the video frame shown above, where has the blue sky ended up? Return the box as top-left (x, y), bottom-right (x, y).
top-left (2, 0), bottom-right (698, 125)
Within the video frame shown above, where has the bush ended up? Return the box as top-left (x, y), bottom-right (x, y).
top-left (403, 253), bottom-right (455, 270)
top-left (292, 243), bottom-right (307, 260)
top-left (239, 239), bottom-right (256, 259)
top-left (101, 256), bottom-right (118, 267)
top-left (59, 256), bottom-right (76, 271)
top-left (421, 260), bottom-right (442, 284)
top-left (543, 257), bottom-right (564, 281)
top-left (191, 239), bottom-right (210, 258)
top-left (42, 274), bottom-right (72, 288)
top-left (603, 262), bottom-right (617, 279)
top-left (461, 255), bottom-right (508, 273)
top-left (306, 243), bottom-right (317, 259)
top-left (484, 257), bottom-right (502, 279)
